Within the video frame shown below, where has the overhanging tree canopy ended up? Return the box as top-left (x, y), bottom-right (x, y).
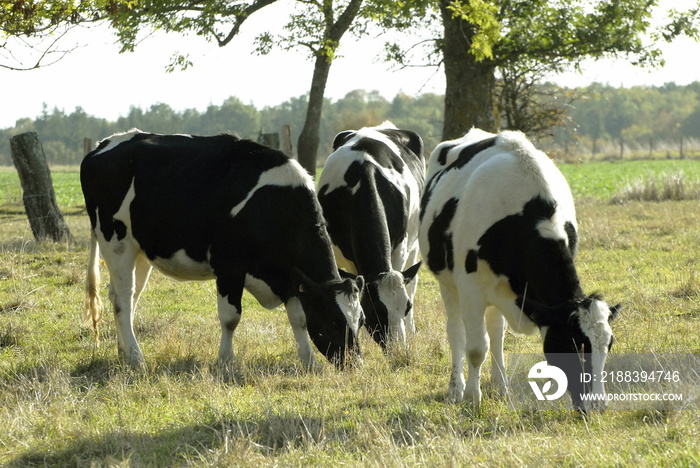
top-left (390, 0), bottom-right (700, 139)
top-left (3, 0), bottom-right (699, 154)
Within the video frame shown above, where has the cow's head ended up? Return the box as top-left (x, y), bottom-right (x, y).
top-left (292, 268), bottom-right (365, 368)
top-left (522, 294), bottom-right (622, 412)
top-left (361, 262), bottom-right (421, 348)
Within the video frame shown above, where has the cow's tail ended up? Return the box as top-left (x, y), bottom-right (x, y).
top-left (83, 230), bottom-right (104, 340)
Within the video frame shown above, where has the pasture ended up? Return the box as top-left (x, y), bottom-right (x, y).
top-left (0, 159), bottom-right (699, 466)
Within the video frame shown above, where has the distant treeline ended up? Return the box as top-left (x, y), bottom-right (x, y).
top-left (2, 82), bottom-right (699, 166)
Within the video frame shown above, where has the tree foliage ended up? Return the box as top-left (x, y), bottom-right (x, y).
top-left (2, 0), bottom-right (699, 158)
top-left (388, 0), bottom-right (700, 139)
top-left (1, 0), bottom-right (95, 69)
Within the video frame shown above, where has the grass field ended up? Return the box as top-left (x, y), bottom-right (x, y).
top-left (0, 159), bottom-right (699, 466)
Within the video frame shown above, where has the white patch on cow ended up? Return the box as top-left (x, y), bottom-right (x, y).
top-left (217, 293), bottom-right (240, 363)
top-left (335, 289), bottom-right (363, 335)
top-left (321, 123), bottom-right (420, 206)
top-left (285, 296), bottom-right (320, 369)
top-left (577, 300), bottom-right (613, 352)
top-left (576, 300), bottom-right (614, 398)
top-left (320, 148), bottom-right (365, 194)
top-left (230, 160), bottom-right (313, 217)
top-left (113, 179), bottom-right (136, 229)
top-left (426, 128), bottom-right (496, 181)
top-left (94, 128), bottom-right (144, 155)
top-left (376, 120), bottom-right (398, 130)
top-left (376, 271), bottom-right (409, 342)
top-left (536, 211), bottom-right (569, 244)
top-left (150, 249), bottom-right (214, 281)
top-left (245, 274), bottom-right (283, 309)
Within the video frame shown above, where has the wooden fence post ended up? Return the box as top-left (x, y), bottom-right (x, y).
top-left (281, 125), bottom-right (294, 158)
top-left (84, 137), bottom-right (93, 155)
top-left (10, 132), bottom-right (74, 243)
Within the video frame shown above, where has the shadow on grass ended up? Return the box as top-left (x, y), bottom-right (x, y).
top-left (6, 410), bottom-right (327, 466)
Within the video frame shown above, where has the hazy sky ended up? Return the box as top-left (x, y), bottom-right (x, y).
top-left (1, 0), bottom-right (698, 129)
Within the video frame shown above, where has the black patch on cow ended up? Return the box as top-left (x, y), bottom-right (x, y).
top-left (378, 128), bottom-right (424, 161)
top-left (421, 137), bottom-right (497, 223)
top-left (333, 131), bottom-right (356, 150)
top-left (465, 249), bottom-right (478, 274)
top-left (472, 195), bottom-right (583, 307)
top-left (93, 139), bottom-right (112, 154)
top-left (456, 137), bottom-right (497, 169)
top-left (343, 160), bottom-right (363, 189)
top-left (81, 141), bottom-right (138, 242)
top-left (426, 197), bottom-right (459, 274)
top-left (351, 137), bottom-right (404, 173)
top-left (437, 144), bottom-right (456, 166)
top-left (565, 221), bottom-right (578, 256)
top-left (419, 177), bottom-right (437, 222)
top-left (114, 220), bottom-right (127, 241)
top-left (361, 281), bottom-right (389, 347)
top-left (319, 159), bottom-right (406, 275)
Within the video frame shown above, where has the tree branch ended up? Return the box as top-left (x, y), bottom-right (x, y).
top-left (0, 25), bottom-right (78, 70)
top-left (217, 0), bottom-right (280, 47)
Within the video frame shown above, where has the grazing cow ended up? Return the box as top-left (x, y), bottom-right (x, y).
top-left (81, 129), bottom-right (364, 369)
top-left (419, 128), bottom-right (621, 411)
top-left (318, 122), bottom-right (424, 347)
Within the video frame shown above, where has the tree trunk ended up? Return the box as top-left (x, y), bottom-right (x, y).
top-left (297, 52), bottom-right (332, 176)
top-left (296, 0), bottom-right (364, 178)
top-left (10, 132), bottom-right (74, 243)
top-left (618, 136), bottom-right (624, 159)
top-left (439, 0), bottom-right (498, 140)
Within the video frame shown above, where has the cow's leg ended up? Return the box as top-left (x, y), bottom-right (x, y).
top-left (441, 283), bottom-right (466, 403)
top-left (132, 252), bottom-right (152, 308)
top-left (400, 246), bottom-right (420, 334)
top-left (215, 280), bottom-right (243, 365)
top-left (102, 241), bottom-right (144, 366)
top-left (284, 296), bottom-right (320, 370)
top-left (485, 306), bottom-right (508, 395)
top-left (460, 284), bottom-right (489, 410)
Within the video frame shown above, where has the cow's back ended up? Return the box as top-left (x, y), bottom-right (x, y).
top-left (81, 131), bottom-right (324, 289)
top-left (420, 129), bottom-right (577, 282)
top-left (319, 125), bottom-right (424, 272)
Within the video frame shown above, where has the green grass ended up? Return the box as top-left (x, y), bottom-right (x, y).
top-left (557, 158), bottom-right (700, 201)
top-left (0, 160), bottom-right (699, 466)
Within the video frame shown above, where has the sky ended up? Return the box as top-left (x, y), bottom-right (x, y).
top-left (1, 0), bottom-right (699, 129)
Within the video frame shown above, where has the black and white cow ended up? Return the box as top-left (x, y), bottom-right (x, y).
top-left (81, 129), bottom-right (364, 369)
top-left (419, 128), bottom-right (621, 411)
top-left (318, 122), bottom-right (424, 347)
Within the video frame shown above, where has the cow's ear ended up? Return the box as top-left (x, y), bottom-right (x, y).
top-left (333, 131), bottom-right (356, 150)
top-left (354, 274), bottom-right (364, 294)
top-left (338, 269), bottom-right (365, 294)
top-left (609, 303), bottom-right (622, 322)
top-left (383, 129), bottom-right (424, 157)
top-left (401, 261), bottom-right (422, 284)
top-left (337, 269), bottom-right (356, 281)
top-left (401, 130), bottom-right (424, 158)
